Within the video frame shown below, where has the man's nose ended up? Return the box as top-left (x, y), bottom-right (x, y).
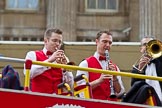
top-left (106, 42), bottom-right (111, 46)
top-left (56, 41), bottom-right (61, 45)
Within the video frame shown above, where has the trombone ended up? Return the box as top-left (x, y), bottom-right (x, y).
top-left (133, 39), bottom-right (162, 72)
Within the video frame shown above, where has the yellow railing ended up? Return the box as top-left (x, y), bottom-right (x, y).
top-left (0, 56), bottom-right (162, 82)
top-left (32, 60), bottom-right (162, 82)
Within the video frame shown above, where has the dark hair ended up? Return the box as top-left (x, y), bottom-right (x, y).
top-left (96, 30), bottom-right (112, 39)
top-left (44, 28), bottom-right (62, 38)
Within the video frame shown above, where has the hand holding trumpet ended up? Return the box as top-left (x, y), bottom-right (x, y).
top-left (55, 52), bottom-right (68, 64)
top-left (48, 49), bottom-right (68, 64)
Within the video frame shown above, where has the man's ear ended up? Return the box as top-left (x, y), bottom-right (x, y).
top-left (96, 39), bottom-right (98, 45)
top-left (44, 38), bottom-right (48, 44)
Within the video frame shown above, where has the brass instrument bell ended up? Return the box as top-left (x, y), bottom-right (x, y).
top-left (133, 39), bottom-right (162, 72)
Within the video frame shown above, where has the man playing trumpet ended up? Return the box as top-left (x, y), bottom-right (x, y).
top-left (23, 28), bottom-right (73, 94)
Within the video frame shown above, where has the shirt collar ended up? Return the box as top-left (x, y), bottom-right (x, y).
top-left (43, 47), bottom-right (48, 55)
top-left (94, 52), bottom-right (100, 60)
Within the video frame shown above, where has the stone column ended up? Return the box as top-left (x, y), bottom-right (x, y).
top-left (139, 0), bottom-right (162, 40)
top-left (46, 0), bottom-right (77, 41)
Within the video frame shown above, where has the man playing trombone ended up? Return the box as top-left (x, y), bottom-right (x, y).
top-left (131, 36), bottom-right (162, 103)
top-left (76, 30), bottom-right (125, 101)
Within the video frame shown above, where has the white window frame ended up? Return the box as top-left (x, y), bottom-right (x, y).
top-left (5, 0), bottom-right (39, 11)
top-left (85, 0), bottom-right (119, 13)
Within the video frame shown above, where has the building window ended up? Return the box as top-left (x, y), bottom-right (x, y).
top-left (6, 0), bottom-right (39, 10)
top-left (86, 0), bottom-right (118, 12)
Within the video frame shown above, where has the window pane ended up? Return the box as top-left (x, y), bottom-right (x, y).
top-left (6, 0), bottom-right (17, 8)
top-left (98, 0), bottom-right (106, 9)
top-left (6, 0), bottom-right (39, 10)
top-left (87, 0), bottom-right (96, 9)
top-left (18, 0), bottom-right (28, 8)
top-left (107, 0), bottom-right (116, 9)
top-left (28, 0), bottom-right (39, 9)
top-left (85, 0), bottom-right (118, 12)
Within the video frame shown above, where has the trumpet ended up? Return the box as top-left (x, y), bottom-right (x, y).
top-left (105, 50), bottom-right (117, 98)
top-left (54, 47), bottom-right (67, 64)
top-left (55, 48), bottom-right (75, 66)
top-left (56, 52), bottom-right (75, 65)
top-left (133, 39), bottom-right (162, 72)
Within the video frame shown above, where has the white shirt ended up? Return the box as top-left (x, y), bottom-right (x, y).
top-left (145, 63), bottom-right (162, 101)
top-left (76, 52), bottom-right (125, 95)
top-left (23, 47), bottom-right (74, 88)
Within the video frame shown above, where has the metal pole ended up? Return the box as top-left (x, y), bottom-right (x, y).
top-left (0, 57), bottom-right (162, 82)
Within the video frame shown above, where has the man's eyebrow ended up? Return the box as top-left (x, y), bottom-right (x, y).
top-left (141, 42), bottom-right (147, 46)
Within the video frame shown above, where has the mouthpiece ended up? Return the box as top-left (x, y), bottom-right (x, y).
top-left (105, 50), bottom-right (109, 62)
top-left (55, 47), bottom-right (58, 51)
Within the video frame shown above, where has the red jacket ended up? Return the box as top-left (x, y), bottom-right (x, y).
top-left (86, 56), bottom-right (117, 100)
top-left (31, 50), bottom-right (62, 94)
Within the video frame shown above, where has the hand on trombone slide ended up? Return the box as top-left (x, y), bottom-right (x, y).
top-left (137, 54), bottom-right (152, 72)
